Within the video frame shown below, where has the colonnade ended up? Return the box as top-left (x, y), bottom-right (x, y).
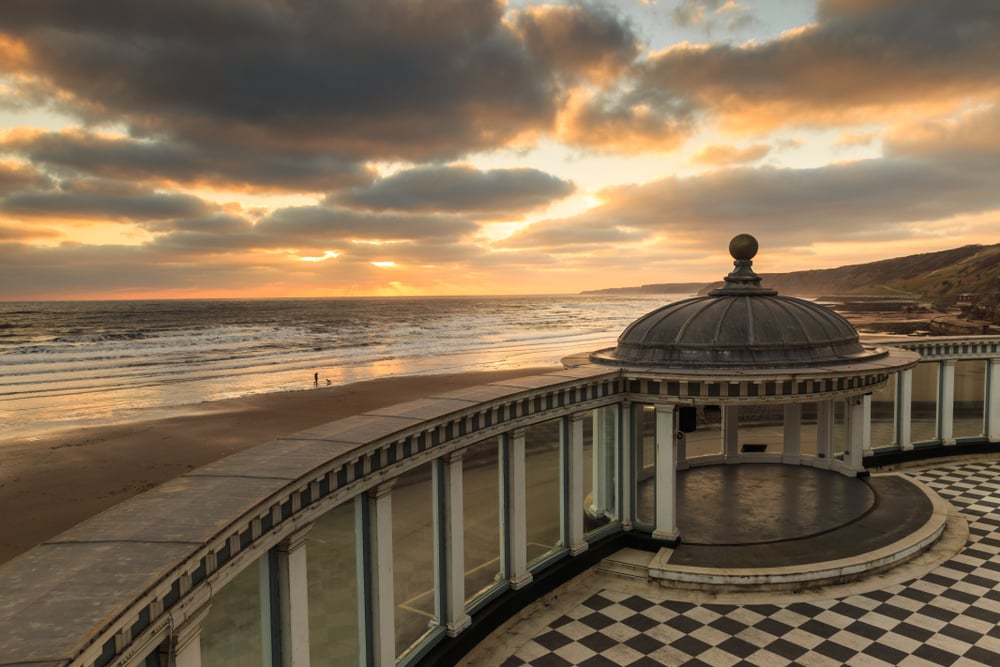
top-left (9, 339), bottom-right (1000, 667)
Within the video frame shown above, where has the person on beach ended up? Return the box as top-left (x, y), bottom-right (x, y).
top-left (314, 372), bottom-right (319, 384)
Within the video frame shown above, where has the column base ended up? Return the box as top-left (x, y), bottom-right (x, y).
top-left (510, 572), bottom-right (534, 590)
top-left (652, 529), bottom-right (679, 545)
top-left (569, 541), bottom-right (589, 557)
top-left (446, 614), bottom-right (472, 638)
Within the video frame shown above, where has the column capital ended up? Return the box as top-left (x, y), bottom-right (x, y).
top-left (442, 450), bottom-right (465, 464)
top-left (280, 523), bottom-right (314, 553)
top-left (369, 480), bottom-right (395, 499)
top-left (172, 604), bottom-right (212, 661)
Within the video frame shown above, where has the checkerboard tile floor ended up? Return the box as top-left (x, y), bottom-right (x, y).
top-left (501, 461), bottom-right (1000, 666)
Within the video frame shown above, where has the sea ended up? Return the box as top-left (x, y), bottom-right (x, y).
top-left (0, 294), bottom-right (688, 442)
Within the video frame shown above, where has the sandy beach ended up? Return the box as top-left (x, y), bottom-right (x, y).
top-left (0, 367), bottom-right (559, 565)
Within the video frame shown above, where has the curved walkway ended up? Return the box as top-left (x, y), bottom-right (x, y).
top-left (470, 460), bottom-right (1000, 666)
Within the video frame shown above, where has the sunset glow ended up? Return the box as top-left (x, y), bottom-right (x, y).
top-left (0, 1), bottom-right (998, 300)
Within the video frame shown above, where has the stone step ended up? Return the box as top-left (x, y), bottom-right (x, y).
top-left (598, 548), bottom-right (654, 580)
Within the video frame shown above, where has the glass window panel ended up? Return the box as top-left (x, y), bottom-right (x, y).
top-left (870, 376), bottom-right (896, 449)
top-left (201, 555), bottom-right (270, 667)
top-left (392, 463), bottom-right (437, 657)
top-left (911, 362), bottom-right (939, 443)
top-left (799, 403), bottom-right (818, 456)
top-left (832, 400), bottom-right (847, 457)
top-left (307, 501), bottom-right (360, 665)
top-left (634, 405), bottom-right (656, 528)
top-left (586, 406), bottom-right (618, 535)
top-left (525, 418), bottom-right (562, 564)
top-left (954, 360), bottom-right (986, 438)
top-left (463, 438), bottom-right (502, 605)
top-left (684, 405), bottom-right (722, 459)
top-left (737, 404), bottom-right (784, 453)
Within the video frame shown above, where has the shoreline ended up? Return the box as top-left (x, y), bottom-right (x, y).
top-left (0, 367), bottom-right (559, 565)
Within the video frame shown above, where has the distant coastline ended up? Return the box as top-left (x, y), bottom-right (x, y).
top-left (580, 282), bottom-right (708, 296)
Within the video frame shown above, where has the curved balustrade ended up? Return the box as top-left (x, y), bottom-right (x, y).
top-left (1, 336), bottom-right (999, 667)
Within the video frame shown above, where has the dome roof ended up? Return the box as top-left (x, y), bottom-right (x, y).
top-left (591, 234), bottom-right (883, 369)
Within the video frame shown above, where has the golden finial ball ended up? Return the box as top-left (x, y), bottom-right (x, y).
top-left (729, 234), bottom-right (758, 261)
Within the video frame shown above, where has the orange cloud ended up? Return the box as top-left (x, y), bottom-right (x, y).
top-left (690, 142), bottom-right (770, 165)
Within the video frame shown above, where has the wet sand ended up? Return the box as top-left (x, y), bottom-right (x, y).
top-left (0, 367), bottom-right (559, 564)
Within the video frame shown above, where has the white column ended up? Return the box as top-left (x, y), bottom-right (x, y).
top-left (940, 360), bottom-right (956, 445)
top-left (898, 369), bottom-right (913, 450)
top-left (566, 414), bottom-right (588, 555)
top-left (783, 403), bottom-right (802, 464)
top-left (816, 400), bottom-right (833, 463)
top-left (862, 393), bottom-right (873, 455)
top-left (508, 428), bottom-right (532, 589)
top-left (846, 395), bottom-right (865, 473)
top-left (279, 526), bottom-right (312, 667)
top-left (368, 483), bottom-right (395, 667)
top-left (172, 606), bottom-right (211, 667)
top-left (722, 405), bottom-right (739, 462)
top-left (652, 404), bottom-right (678, 542)
top-left (590, 408), bottom-right (613, 518)
top-left (442, 453), bottom-right (471, 636)
top-left (620, 401), bottom-right (633, 531)
top-left (989, 359), bottom-right (1000, 442)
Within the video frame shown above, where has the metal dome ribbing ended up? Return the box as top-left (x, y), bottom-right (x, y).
top-left (591, 235), bottom-right (883, 369)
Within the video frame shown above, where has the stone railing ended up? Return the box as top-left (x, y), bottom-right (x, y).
top-left (2, 336), bottom-right (999, 666)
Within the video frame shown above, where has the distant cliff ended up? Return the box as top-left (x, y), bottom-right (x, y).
top-left (584, 243), bottom-right (1000, 307)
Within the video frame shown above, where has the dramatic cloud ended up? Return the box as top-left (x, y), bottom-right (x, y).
top-left (585, 160), bottom-right (1000, 248)
top-left (256, 206), bottom-right (477, 243)
top-left (2, 130), bottom-right (372, 192)
top-left (0, 182), bottom-right (215, 222)
top-left (515, 4), bottom-right (640, 83)
top-left (0, 0), bottom-right (560, 161)
top-left (0, 160), bottom-right (49, 193)
top-left (641, 0), bottom-right (1000, 131)
top-left (1, 1), bottom-right (999, 298)
top-left (334, 166), bottom-right (575, 216)
top-left (555, 86), bottom-right (696, 152)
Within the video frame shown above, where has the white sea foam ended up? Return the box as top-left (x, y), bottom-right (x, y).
top-left (0, 295), bottom-right (688, 440)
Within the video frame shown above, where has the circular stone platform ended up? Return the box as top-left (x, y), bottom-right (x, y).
top-left (633, 465), bottom-right (949, 590)
top-left (677, 465), bottom-right (875, 545)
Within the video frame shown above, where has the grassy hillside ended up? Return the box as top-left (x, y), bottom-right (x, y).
top-left (599, 243), bottom-right (1000, 308)
top-left (757, 244), bottom-right (1000, 306)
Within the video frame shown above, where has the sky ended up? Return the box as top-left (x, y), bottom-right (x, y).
top-left (0, 0), bottom-right (998, 300)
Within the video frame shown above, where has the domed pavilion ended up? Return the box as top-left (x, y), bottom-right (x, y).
top-left (566, 234), bottom-right (920, 546)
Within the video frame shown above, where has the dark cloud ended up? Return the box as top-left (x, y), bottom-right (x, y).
top-left (641, 0), bottom-right (1000, 127)
top-left (0, 161), bottom-right (51, 193)
top-left (256, 206), bottom-right (477, 242)
top-left (0, 0), bottom-right (562, 161)
top-left (515, 4), bottom-right (640, 83)
top-left (556, 86), bottom-right (696, 152)
top-left (585, 156), bottom-right (999, 246)
top-left (0, 182), bottom-right (215, 222)
top-left (334, 166), bottom-right (574, 215)
top-left (2, 131), bottom-right (372, 192)
top-left (499, 219), bottom-right (649, 250)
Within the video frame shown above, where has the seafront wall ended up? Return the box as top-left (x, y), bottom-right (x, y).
top-left (1, 335), bottom-right (999, 667)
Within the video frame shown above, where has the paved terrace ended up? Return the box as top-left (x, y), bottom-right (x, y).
top-left (468, 459), bottom-right (1000, 666)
